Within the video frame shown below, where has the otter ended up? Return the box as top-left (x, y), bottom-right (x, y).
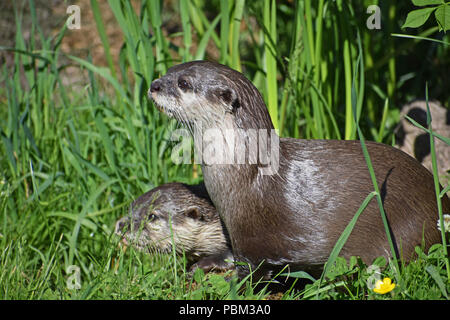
top-left (149, 60), bottom-right (449, 279)
top-left (115, 182), bottom-right (234, 272)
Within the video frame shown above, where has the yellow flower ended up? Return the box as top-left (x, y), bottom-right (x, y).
top-left (373, 277), bottom-right (395, 294)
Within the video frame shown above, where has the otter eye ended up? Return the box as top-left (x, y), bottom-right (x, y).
top-left (178, 79), bottom-right (191, 91)
top-left (148, 213), bottom-right (157, 222)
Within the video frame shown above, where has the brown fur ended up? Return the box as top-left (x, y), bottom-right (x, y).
top-left (115, 182), bottom-right (233, 272)
top-left (150, 60), bottom-right (449, 279)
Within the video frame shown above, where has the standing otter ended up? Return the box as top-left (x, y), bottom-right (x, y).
top-left (115, 182), bottom-right (233, 272)
top-left (149, 60), bottom-right (449, 279)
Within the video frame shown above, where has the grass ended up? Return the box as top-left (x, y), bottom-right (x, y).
top-left (0, 0), bottom-right (449, 300)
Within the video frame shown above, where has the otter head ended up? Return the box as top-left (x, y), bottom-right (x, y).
top-left (148, 60), bottom-right (274, 131)
top-left (115, 183), bottom-right (227, 259)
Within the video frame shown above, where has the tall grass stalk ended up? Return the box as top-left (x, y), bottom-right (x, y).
top-left (145, 0), bottom-right (167, 73)
top-left (316, 47), bottom-right (402, 296)
top-left (386, 3), bottom-right (397, 102)
top-left (424, 84), bottom-right (450, 282)
top-left (263, 0), bottom-right (279, 129)
top-left (304, 0), bottom-right (324, 138)
top-left (219, 0), bottom-right (230, 64)
top-left (337, 0), bottom-right (354, 140)
top-left (230, 0), bottom-right (245, 71)
top-left (376, 99), bottom-right (389, 143)
top-left (391, 33), bottom-right (450, 46)
top-left (91, 0), bottom-right (117, 79)
top-left (180, 0), bottom-right (193, 61)
top-left (351, 51), bottom-right (401, 277)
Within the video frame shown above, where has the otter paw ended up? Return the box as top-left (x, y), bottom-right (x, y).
top-left (189, 256), bottom-right (235, 274)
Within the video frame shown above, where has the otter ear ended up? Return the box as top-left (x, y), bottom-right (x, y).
top-left (218, 88), bottom-right (240, 112)
top-left (184, 206), bottom-right (204, 221)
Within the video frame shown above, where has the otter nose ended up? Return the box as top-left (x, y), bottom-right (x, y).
top-left (115, 217), bottom-right (130, 234)
top-left (150, 80), bottom-right (162, 93)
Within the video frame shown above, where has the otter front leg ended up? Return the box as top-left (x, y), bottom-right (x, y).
top-left (189, 250), bottom-right (235, 273)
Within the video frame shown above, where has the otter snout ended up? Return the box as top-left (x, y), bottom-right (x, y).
top-left (115, 216), bottom-right (130, 235)
top-left (114, 215), bottom-right (144, 235)
top-left (148, 79), bottom-right (162, 101)
top-left (150, 79), bottom-right (162, 93)
top-left (114, 216), bottom-right (131, 246)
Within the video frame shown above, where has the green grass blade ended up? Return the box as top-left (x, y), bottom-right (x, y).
top-left (194, 14), bottom-right (221, 60)
top-left (66, 55), bottom-right (131, 106)
top-left (180, 0), bottom-right (192, 61)
top-left (231, 0), bottom-right (245, 70)
top-left (425, 264), bottom-right (448, 299)
top-left (263, 0), bottom-right (279, 129)
top-left (47, 212), bottom-right (98, 232)
top-left (219, 0), bottom-right (230, 64)
top-left (94, 113), bottom-right (117, 173)
top-left (424, 84), bottom-right (450, 281)
top-left (317, 191), bottom-right (377, 298)
top-left (391, 33), bottom-right (450, 46)
top-left (351, 46), bottom-right (400, 278)
top-left (439, 185), bottom-right (450, 198)
top-left (68, 179), bottom-right (118, 266)
top-left (404, 116), bottom-right (450, 145)
top-left (377, 98), bottom-right (389, 143)
top-left (91, 0), bottom-right (116, 79)
top-left (148, 0), bottom-right (168, 72)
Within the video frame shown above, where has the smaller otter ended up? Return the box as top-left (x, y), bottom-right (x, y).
top-left (115, 182), bottom-right (233, 272)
